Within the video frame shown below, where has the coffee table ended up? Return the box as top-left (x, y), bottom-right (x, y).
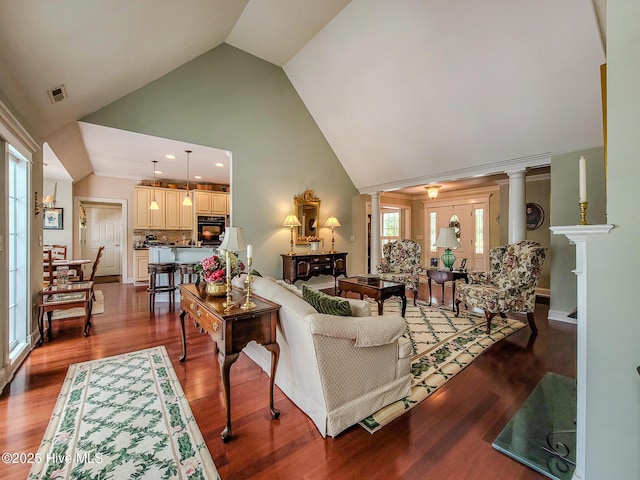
top-left (337, 277), bottom-right (407, 317)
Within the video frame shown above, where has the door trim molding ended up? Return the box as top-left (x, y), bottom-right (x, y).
top-left (73, 196), bottom-right (129, 283)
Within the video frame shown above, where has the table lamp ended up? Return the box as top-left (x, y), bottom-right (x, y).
top-left (324, 216), bottom-right (341, 253)
top-left (219, 226), bottom-right (247, 311)
top-left (433, 227), bottom-right (461, 271)
top-left (282, 214), bottom-right (301, 255)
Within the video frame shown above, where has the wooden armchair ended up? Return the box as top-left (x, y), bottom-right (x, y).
top-left (377, 239), bottom-right (423, 305)
top-left (455, 240), bottom-right (546, 334)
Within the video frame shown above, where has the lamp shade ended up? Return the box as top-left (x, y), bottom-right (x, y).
top-left (324, 216), bottom-right (341, 228)
top-left (425, 185), bottom-right (441, 199)
top-left (43, 195), bottom-right (56, 205)
top-left (282, 214), bottom-right (301, 227)
top-left (433, 227), bottom-right (461, 249)
top-left (219, 226), bottom-right (247, 252)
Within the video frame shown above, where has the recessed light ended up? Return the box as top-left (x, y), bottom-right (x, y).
top-left (215, 163), bottom-right (224, 167)
top-left (194, 175), bottom-right (202, 179)
top-left (165, 154), bottom-right (176, 160)
top-left (155, 170), bottom-right (162, 175)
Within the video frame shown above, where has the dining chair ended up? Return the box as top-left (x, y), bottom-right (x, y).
top-left (43, 250), bottom-right (54, 287)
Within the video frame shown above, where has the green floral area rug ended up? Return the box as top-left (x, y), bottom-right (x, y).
top-left (29, 346), bottom-right (220, 480)
top-left (360, 300), bottom-right (526, 433)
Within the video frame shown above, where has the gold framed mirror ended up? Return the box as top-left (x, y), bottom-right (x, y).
top-left (294, 190), bottom-right (321, 244)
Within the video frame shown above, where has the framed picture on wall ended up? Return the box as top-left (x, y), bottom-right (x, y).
top-left (44, 208), bottom-right (63, 230)
top-left (459, 258), bottom-right (468, 271)
top-left (430, 257), bottom-right (439, 268)
top-left (526, 203), bottom-right (544, 231)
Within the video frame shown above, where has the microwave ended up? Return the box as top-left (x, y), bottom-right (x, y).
top-left (197, 216), bottom-right (226, 245)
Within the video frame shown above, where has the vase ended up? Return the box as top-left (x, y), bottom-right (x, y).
top-left (310, 241), bottom-right (320, 252)
top-left (205, 281), bottom-right (227, 297)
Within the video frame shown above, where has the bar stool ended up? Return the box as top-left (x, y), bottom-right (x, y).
top-left (148, 263), bottom-right (177, 312)
top-left (178, 263), bottom-right (199, 284)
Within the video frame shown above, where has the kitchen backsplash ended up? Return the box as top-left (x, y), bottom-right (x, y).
top-left (134, 229), bottom-right (194, 246)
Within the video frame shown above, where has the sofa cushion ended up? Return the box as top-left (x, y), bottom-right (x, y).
top-left (302, 285), bottom-right (351, 316)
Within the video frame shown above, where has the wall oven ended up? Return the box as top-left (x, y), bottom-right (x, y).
top-left (197, 215), bottom-right (227, 246)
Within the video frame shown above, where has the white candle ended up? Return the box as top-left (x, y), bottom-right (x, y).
top-left (246, 244), bottom-right (253, 260)
top-left (225, 250), bottom-right (231, 279)
top-left (579, 156), bottom-right (587, 203)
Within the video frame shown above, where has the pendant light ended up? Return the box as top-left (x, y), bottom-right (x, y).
top-left (149, 160), bottom-right (160, 210)
top-left (183, 149), bottom-right (193, 206)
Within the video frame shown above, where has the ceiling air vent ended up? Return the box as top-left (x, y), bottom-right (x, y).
top-left (47, 84), bottom-right (68, 104)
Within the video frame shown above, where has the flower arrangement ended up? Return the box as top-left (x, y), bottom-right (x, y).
top-left (194, 254), bottom-right (245, 283)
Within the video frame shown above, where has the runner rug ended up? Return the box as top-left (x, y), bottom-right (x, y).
top-left (28, 346), bottom-right (220, 480)
top-left (360, 300), bottom-right (526, 433)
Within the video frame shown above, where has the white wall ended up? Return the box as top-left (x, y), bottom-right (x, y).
top-left (42, 178), bottom-right (73, 249)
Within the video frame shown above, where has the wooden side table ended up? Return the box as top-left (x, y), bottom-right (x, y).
top-left (178, 283), bottom-right (281, 442)
top-left (37, 281), bottom-right (94, 344)
top-left (425, 269), bottom-right (468, 311)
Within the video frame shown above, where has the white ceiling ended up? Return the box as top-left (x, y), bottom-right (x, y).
top-left (0, 0), bottom-right (605, 194)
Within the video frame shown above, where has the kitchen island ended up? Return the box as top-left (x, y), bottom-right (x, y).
top-left (147, 246), bottom-right (218, 305)
top-left (148, 245), bottom-right (218, 264)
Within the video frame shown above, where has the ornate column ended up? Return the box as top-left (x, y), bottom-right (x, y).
top-left (507, 170), bottom-right (527, 243)
top-left (370, 192), bottom-right (382, 274)
top-left (550, 224), bottom-right (614, 480)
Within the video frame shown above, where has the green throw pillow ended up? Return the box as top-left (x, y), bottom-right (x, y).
top-left (302, 284), bottom-right (351, 316)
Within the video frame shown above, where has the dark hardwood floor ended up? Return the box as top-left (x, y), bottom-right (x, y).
top-left (0, 281), bottom-right (576, 479)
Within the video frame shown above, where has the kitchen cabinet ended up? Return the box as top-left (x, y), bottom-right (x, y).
top-left (135, 186), bottom-right (194, 230)
top-left (134, 187), bottom-right (165, 229)
top-left (134, 249), bottom-right (149, 284)
top-left (195, 191), bottom-right (228, 215)
top-left (165, 190), bottom-right (194, 230)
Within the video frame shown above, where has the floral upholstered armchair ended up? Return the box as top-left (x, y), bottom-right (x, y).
top-left (377, 239), bottom-right (423, 306)
top-left (455, 240), bottom-right (546, 334)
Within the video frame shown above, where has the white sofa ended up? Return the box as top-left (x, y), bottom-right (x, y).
top-left (233, 275), bottom-right (412, 437)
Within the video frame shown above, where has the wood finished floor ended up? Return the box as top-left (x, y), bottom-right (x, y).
top-left (0, 281), bottom-right (576, 479)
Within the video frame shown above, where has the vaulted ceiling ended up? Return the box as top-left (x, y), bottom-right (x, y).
top-left (0, 0), bottom-right (605, 193)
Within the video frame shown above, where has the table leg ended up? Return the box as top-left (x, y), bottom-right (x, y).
top-left (451, 280), bottom-right (456, 312)
top-left (400, 294), bottom-right (407, 318)
top-left (219, 352), bottom-right (240, 442)
top-left (264, 343), bottom-right (281, 420)
top-left (47, 312), bottom-right (53, 341)
top-left (376, 299), bottom-right (384, 316)
top-left (179, 310), bottom-right (187, 362)
top-left (428, 278), bottom-right (433, 306)
top-left (441, 282), bottom-right (446, 307)
top-left (37, 306), bottom-right (45, 346)
top-left (83, 299), bottom-right (93, 337)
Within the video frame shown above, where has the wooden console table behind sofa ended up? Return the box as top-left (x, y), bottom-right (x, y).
top-left (281, 252), bottom-right (348, 289)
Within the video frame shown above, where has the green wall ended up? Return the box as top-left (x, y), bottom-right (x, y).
top-left (585, 1), bottom-right (640, 477)
top-left (549, 147), bottom-right (606, 315)
top-left (83, 44), bottom-right (359, 277)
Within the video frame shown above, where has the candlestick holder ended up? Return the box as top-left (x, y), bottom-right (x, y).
top-left (241, 259), bottom-right (257, 310)
top-left (223, 251), bottom-right (235, 312)
top-left (579, 201), bottom-right (589, 225)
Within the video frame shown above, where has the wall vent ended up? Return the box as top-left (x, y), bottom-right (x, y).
top-left (47, 84), bottom-right (68, 104)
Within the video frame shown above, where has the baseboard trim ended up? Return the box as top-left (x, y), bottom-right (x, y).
top-left (548, 309), bottom-right (577, 325)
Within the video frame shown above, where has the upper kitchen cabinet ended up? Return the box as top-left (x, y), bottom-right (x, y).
top-left (135, 187), bottom-right (165, 229)
top-left (194, 191), bottom-right (228, 215)
top-left (165, 189), bottom-right (194, 230)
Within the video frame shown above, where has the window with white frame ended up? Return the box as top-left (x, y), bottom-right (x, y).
top-left (8, 145), bottom-right (29, 356)
top-left (381, 208), bottom-right (401, 247)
